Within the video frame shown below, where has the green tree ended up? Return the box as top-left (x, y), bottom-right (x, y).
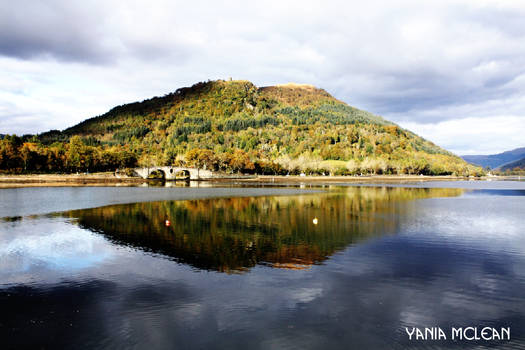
top-left (67, 136), bottom-right (84, 171)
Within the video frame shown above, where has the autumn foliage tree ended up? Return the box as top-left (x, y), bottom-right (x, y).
top-left (0, 134), bottom-right (137, 173)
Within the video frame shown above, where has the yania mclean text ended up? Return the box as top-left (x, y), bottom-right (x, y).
top-left (405, 327), bottom-right (510, 341)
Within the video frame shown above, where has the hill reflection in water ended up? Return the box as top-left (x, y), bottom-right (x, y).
top-left (63, 187), bottom-right (463, 273)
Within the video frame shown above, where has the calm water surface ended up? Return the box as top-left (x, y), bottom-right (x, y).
top-left (1, 182), bottom-right (525, 349)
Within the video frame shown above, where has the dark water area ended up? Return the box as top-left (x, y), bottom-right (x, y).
top-left (1, 183), bottom-right (525, 349)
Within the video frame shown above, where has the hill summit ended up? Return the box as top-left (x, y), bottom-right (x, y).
top-left (2, 79), bottom-right (481, 176)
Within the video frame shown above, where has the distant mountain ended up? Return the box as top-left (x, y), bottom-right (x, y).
top-left (462, 147), bottom-right (525, 169)
top-left (499, 157), bottom-right (525, 171)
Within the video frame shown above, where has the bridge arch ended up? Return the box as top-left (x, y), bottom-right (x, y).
top-left (133, 166), bottom-right (213, 180)
top-left (147, 169), bottom-right (166, 180)
top-left (175, 169), bottom-right (190, 180)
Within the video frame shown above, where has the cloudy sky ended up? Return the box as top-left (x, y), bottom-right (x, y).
top-left (1, 0), bottom-right (524, 155)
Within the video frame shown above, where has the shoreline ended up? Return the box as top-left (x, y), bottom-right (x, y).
top-left (0, 173), bottom-right (145, 188)
top-left (238, 174), bottom-right (474, 183)
top-left (0, 172), bottom-right (514, 188)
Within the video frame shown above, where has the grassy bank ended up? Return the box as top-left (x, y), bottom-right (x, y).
top-left (0, 172), bottom-right (144, 188)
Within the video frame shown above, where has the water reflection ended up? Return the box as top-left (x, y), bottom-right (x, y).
top-left (5, 185), bottom-right (525, 349)
top-left (61, 187), bottom-right (463, 272)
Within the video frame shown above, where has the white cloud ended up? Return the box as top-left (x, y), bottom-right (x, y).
top-left (0, 0), bottom-right (524, 154)
top-left (399, 116), bottom-right (525, 155)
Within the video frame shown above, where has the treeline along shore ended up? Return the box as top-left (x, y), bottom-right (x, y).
top-left (0, 133), bottom-right (484, 177)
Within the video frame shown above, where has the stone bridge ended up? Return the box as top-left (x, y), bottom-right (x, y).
top-left (133, 166), bottom-right (214, 180)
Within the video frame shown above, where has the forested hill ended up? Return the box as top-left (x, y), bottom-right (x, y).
top-left (499, 157), bottom-right (525, 171)
top-left (1, 79), bottom-right (482, 176)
